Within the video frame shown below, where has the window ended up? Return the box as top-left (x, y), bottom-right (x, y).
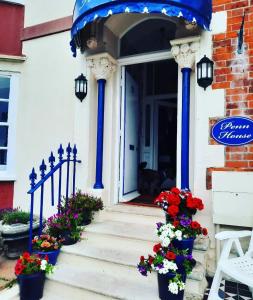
top-left (0, 73), bottom-right (18, 175)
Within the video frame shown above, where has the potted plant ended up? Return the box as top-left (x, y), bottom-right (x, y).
top-left (154, 187), bottom-right (204, 222)
top-left (32, 234), bottom-right (63, 265)
top-left (45, 211), bottom-right (82, 245)
top-left (15, 252), bottom-right (54, 300)
top-left (63, 191), bottom-right (103, 225)
top-left (156, 219), bottom-right (208, 255)
top-left (0, 208), bottom-right (40, 258)
top-left (137, 239), bottom-right (196, 300)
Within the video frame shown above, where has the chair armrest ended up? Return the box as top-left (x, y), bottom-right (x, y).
top-left (215, 230), bottom-right (252, 240)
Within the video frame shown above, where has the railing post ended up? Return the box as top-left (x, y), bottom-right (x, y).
top-left (66, 143), bottom-right (72, 204)
top-left (72, 145), bottom-right (77, 197)
top-left (49, 152), bottom-right (55, 206)
top-left (29, 168), bottom-right (37, 253)
top-left (39, 160), bottom-right (46, 235)
top-left (58, 144), bottom-right (64, 212)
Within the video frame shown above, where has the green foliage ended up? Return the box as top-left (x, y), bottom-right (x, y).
top-left (61, 191), bottom-right (104, 225)
top-left (2, 210), bottom-right (30, 225)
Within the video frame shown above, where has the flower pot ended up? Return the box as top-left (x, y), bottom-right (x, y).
top-left (60, 231), bottom-right (77, 245)
top-left (80, 209), bottom-right (92, 226)
top-left (34, 249), bottom-right (60, 265)
top-left (157, 272), bottom-right (186, 300)
top-left (17, 272), bottom-right (45, 300)
top-left (172, 237), bottom-right (195, 255)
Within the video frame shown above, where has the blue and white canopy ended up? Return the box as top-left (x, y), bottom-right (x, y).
top-left (71, 0), bottom-right (212, 56)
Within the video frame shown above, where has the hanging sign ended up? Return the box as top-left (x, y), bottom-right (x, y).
top-left (211, 116), bottom-right (253, 146)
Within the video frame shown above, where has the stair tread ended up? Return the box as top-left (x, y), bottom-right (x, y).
top-left (61, 233), bottom-right (207, 267)
top-left (49, 264), bottom-right (160, 300)
top-left (106, 204), bottom-right (164, 217)
top-left (85, 220), bottom-right (209, 251)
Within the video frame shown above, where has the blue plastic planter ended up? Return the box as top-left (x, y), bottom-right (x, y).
top-left (35, 249), bottom-right (60, 265)
top-left (157, 272), bottom-right (186, 300)
top-left (172, 237), bottom-right (195, 255)
top-left (17, 272), bottom-right (45, 300)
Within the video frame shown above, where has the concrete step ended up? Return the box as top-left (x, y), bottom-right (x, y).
top-left (61, 231), bottom-right (208, 267)
top-left (97, 204), bottom-right (164, 225)
top-left (43, 280), bottom-right (118, 300)
top-left (49, 255), bottom-right (207, 300)
top-left (85, 220), bottom-right (209, 250)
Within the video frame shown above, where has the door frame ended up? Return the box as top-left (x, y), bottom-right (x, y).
top-left (114, 50), bottom-right (177, 204)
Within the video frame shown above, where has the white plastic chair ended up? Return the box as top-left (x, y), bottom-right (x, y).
top-left (208, 230), bottom-right (253, 300)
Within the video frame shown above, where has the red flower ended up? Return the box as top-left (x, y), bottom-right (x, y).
top-left (173, 220), bottom-right (179, 227)
top-left (202, 228), bottom-right (208, 236)
top-left (166, 251), bottom-right (176, 260)
top-left (154, 192), bottom-right (168, 204)
top-left (171, 187), bottom-right (181, 195)
top-left (140, 256), bottom-right (145, 262)
top-left (167, 205), bottom-right (179, 217)
top-left (191, 221), bottom-right (201, 229)
top-left (148, 255), bottom-right (154, 264)
top-left (22, 252), bottom-right (30, 261)
top-left (15, 264), bottom-right (25, 275)
top-left (45, 255), bottom-right (49, 262)
top-left (167, 193), bottom-right (180, 206)
top-left (153, 243), bottom-right (162, 253)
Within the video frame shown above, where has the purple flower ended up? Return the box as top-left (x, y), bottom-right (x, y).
top-left (180, 218), bottom-right (191, 227)
top-left (137, 265), bottom-right (148, 276)
top-left (73, 213), bottom-right (79, 219)
top-left (186, 254), bottom-right (193, 260)
top-left (156, 222), bottom-right (163, 230)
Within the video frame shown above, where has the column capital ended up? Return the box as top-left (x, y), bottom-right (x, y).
top-left (87, 52), bottom-right (117, 80)
top-left (170, 36), bottom-right (200, 69)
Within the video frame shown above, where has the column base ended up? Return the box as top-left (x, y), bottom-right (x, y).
top-left (93, 183), bottom-right (104, 189)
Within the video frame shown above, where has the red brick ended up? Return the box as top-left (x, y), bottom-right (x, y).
top-left (212, 82), bottom-right (231, 89)
top-left (225, 161), bottom-right (249, 168)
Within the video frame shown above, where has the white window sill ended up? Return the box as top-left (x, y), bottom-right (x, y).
top-left (0, 174), bottom-right (16, 181)
top-left (0, 54), bottom-right (27, 63)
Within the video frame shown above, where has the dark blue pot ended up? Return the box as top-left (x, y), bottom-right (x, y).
top-left (35, 249), bottom-right (60, 265)
top-left (60, 231), bottom-right (77, 245)
top-left (172, 238), bottom-right (195, 255)
top-left (17, 272), bottom-right (45, 300)
top-left (157, 272), bottom-right (186, 300)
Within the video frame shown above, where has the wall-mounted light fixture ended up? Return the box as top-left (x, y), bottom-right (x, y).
top-left (75, 73), bottom-right (87, 101)
top-left (196, 55), bottom-right (214, 90)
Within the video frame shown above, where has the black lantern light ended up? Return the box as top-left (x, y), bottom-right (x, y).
top-left (75, 73), bottom-right (87, 101)
top-left (196, 55), bottom-right (214, 90)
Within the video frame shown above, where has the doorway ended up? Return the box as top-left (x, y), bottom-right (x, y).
top-left (119, 58), bottom-right (178, 205)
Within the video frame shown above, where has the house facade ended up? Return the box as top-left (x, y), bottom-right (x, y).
top-left (0, 0), bottom-right (253, 273)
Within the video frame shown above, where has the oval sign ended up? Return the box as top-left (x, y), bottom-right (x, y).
top-left (211, 116), bottom-right (253, 146)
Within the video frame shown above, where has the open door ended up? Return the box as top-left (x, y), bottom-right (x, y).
top-left (119, 67), bottom-right (140, 202)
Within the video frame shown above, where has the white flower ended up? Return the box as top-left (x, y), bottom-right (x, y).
top-left (40, 260), bottom-right (47, 271)
top-left (175, 230), bottom-right (182, 241)
top-left (163, 260), bottom-right (177, 272)
top-left (178, 281), bottom-right (185, 291)
top-left (162, 237), bottom-right (171, 247)
top-left (168, 282), bottom-right (179, 294)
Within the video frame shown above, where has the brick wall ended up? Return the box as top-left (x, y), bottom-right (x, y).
top-left (208, 0), bottom-right (253, 188)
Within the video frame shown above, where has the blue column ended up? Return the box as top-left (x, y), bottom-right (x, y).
top-left (94, 79), bottom-right (106, 189)
top-left (181, 68), bottom-right (192, 190)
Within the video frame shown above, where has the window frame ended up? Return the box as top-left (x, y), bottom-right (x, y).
top-left (0, 72), bottom-right (19, 180)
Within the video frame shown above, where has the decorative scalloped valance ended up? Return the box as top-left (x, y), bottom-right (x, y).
top-left (70, 0), bottom-right (212, 56)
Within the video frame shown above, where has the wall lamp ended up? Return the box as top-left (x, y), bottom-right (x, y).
top-left (197, 55), bottom-right (214, 90)
top-left (75, 73), bottom-right (87, 101)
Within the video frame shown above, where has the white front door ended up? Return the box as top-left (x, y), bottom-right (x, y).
top-left (119, 68), bottom-right (140, 202)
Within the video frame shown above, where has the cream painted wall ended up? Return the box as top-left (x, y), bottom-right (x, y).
top-left (13, 31), bottom-right (83, 217)
top-left (24, 0), bottom-right (75, 27)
